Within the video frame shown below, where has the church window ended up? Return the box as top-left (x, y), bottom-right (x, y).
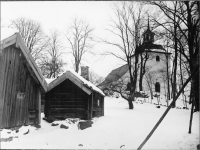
top-left (156, 56), bottom-right (160, 62)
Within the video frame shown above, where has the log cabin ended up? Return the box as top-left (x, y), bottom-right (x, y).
top-left (45, 70), bottom-right (105, 121)
top-left (0, 33), bottom-right (47, 129)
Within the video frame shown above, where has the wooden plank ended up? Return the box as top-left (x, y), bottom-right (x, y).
top-left (2, 48), bottom-right (9, 127)
top-left (37, 89), bottom-right (41, 125)
top-left (88, 94), bottom-right (93, 120)
top-left (0, 48), bottom-right (5, 128)
top-left (20, 59), bottom-right (27, 126)
top-left (50, 105), bottom-right (86, 108)
top-left (15, 33), bottom-right (47, 92)
top-left (4, 47), bottom-right (15, 127)
top-left (24, 75), bottom-right (31, 125)
top-left (49, 101), bottom-right (85, 104)
top-left (10, 49), bottom-right (19, 127)
top-left (102, 97), bottom-right (104, 116)
top-left (8, 47), bottom-right (18, 127)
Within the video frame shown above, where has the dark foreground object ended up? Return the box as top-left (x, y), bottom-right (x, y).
top-left (78, 120), bottom-right (93, 130)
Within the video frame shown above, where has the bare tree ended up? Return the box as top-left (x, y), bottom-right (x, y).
top-left (101, 2), bottom-right (147, 109)
top-left (39, 30), bottom-right (65, 78)
top-left (148, 1), bottom-right (199, 111)
top-left (9, 17), bottom-right (48, 61)
top-left (89, 70), bottom-right (104, 86)
top-left (101, 73), bottom-right (131, 101)
top-left (65, 18), bottom-right (95, 73)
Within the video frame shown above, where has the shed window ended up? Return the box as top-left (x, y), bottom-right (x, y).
top-left (97, 100), bottom-right (100, 106)
top-left (155, 82), bottom-right (160, 92)
top-left (156, 56), bottom-right (160, 62)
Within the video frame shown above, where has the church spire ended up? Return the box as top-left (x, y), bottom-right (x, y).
top-left (143, 16), bottom-right (155, 43)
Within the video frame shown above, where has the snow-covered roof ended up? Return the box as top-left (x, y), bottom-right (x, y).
top-left (47, 69), bottom-right (105, 96)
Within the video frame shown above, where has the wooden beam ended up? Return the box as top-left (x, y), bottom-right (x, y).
top-left (38, 89), bottom-right (41, 125)
top-left (0, 34), bottom-right (17, 51)
top-left (0, 51), bottom-right (4, 128)
top-left (102, 96), bottom-right (104, 116)
top-left (91, 93), bottom-right (94, 119)
top-left (87, 97), bottom-right (90, 120)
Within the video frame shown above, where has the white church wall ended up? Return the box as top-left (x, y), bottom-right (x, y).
top-left (131, 50), bottom-right (171, 97)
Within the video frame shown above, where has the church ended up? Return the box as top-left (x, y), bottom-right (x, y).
top-left (100, 19), bottom-right (171, 99)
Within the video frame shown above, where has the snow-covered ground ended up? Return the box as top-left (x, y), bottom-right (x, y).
top-left (1, 96), bottom-right (199, 149)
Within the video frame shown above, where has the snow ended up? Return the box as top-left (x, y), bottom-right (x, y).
top-left (45, 78), bottom-right (56, 84)
top-left (1, 97), bottom-right (199, 149)
top-left (66, 69), bottom-right (105, 96)
top-left (45, 69), bottom-right (105, 96)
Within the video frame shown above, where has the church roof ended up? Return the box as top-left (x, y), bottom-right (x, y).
top-left (99, 64), bottom-right (129, 87)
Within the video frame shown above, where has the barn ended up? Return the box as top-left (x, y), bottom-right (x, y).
top-left (45, 70), bottom-right (105, 121)
top-left (0, 33), bottom-right (47, 129)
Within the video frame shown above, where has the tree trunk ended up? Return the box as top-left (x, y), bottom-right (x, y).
top-left (128, 99), bottom-right (134, 109)
top-left (139, 54), bottom-right (143, 91)
top-left (172, 7), bottom-right (178, 108)
top-left (188, 96), bottom-right (194, 133)
top-left (75, 61), bottom-right (79, 73)
top-left (166, 52), bottom-right (170, 100)
top-left (192, 68), bottom-right (199, 111)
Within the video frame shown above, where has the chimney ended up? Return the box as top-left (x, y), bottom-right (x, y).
top-left (81, 66), bottom-right (89, 81)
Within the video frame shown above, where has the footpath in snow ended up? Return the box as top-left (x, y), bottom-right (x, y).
top-left (0, 97), bottom-right (199, 149)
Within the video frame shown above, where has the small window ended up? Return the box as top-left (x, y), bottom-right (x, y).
top-left (97, 100), bottom-right (100, 106)
top-left (156, 56), bottom-right (160, 62)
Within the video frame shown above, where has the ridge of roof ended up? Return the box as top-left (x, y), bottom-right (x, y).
top-left (99, 64), bottom-right (129, 86)
top-left (47, 69), bottom-right (105, 96)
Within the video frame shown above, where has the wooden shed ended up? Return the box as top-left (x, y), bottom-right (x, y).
top-left (0, 33), bottom-right (47, 129)
top-left (45, 70), bottom-right (105, 121)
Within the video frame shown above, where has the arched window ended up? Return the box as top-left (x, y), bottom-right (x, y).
top-left (155, 82), bottom-right (160, 92)
top-left (156, 56), bottom-right (160, 62)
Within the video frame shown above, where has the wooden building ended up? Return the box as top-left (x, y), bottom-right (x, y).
top-left (45, 70), bottom-right (105, 121)
top-left (0, 33), bottom-right (47, 129)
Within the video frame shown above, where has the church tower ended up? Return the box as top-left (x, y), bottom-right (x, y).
top-left (143, 17), bottom-right (155, 43)
top-left (132, 17), bottom-right (171, 100)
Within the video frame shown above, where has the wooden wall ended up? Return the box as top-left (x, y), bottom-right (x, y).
top-left (0, 45), bottom-right (41, 129)
top-left (93, 92), bottom-right (104, 117)
top-left (45, 79), bottom-right (89, 120)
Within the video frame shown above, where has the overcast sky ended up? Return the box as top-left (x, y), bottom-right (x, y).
top-left (1, 1), bottom-right (133, 77)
